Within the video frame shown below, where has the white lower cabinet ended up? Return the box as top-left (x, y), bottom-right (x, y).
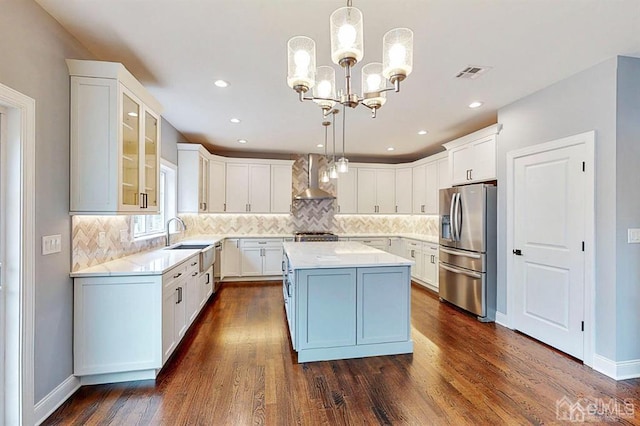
top-left (74, 252), bottom-right (206, 385)
top-left (240, 239), bottom-right (284, 276)
top-left (199, 266), bottom-right (213, 310)
top-left (222, 238), bottom-right (241, 277)
top-left (405, 239), bottom-right (439, 292)
top-left (349, 237), bottom-right (389, 251)
top-left (405, 240), bottom-right (424, 280)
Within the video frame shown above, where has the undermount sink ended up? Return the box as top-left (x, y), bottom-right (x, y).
top-left (166, 244), bottom-right (211, 250)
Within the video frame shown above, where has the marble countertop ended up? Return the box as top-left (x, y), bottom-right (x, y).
top-left (283, 241), bottom-right (414, 270)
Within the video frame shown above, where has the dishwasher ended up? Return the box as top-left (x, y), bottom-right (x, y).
top-left (213, 242), bottom-right (222, 293)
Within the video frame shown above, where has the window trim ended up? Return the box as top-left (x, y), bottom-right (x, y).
top-left (132, 159), bottom-right (177, 240)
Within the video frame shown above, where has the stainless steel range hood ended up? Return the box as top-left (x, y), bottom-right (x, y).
top-left (294, 154), bottom-right (335, 200)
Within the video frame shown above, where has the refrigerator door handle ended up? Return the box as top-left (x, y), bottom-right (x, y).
top-left (449, 192), bottom-right (457, 241)
top-left (440, 263), bottom-right (482, 279)
top-left (455, 193), bottom-right (462, 241)
top-left (440, 247), bottom-right (481, 259)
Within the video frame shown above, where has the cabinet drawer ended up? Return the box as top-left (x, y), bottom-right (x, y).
top-left (164, 263), bottom-right (187, 289)
top-left (241, 239), bottom-right (283, 248)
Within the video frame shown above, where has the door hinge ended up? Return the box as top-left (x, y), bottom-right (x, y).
top-left (581, 241), bottom-right (585, 251)
top-left (582, 161), bottom-right (585, 172)
top-left (581, 321), bottom-right (584, 332)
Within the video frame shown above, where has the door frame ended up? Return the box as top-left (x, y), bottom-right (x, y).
top-left (0, 82), bottom-right (36, 425)
top-left (506, 131), bottom-right (595, 367)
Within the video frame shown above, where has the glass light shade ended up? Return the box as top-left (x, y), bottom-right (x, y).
top-left (313, 66), bottom-right (336, 109)
top-left (361, 62), bottom-right (387, 108)
top-left (337, 157), bottom-right (349, 173)
top-left (329, 163), bottom-right (339, 179)
top-left (382, 28), bottom-right (413, 81)
top-left (320, 168), bottom-right (330, 183)
top-left (330, 7), bottom-right (364, 65)
top-left (287, 36), bottom-right (316, 91)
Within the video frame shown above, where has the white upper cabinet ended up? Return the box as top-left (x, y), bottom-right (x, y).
top-left (395, 167), bottom-right (413, 214)
top-left (412, 165), bottom-right (426, 214)
top-left (444, 124), bottom-right (501, 186)
top-left (336, 167), bottom-right (358, 214)
top-left (68, 59), bottom-right (163, 214)
top-left (437, 157), bottom-right (451, 189)
top-left (177, 143), bottom-right (210, 213)
top-left (271, 164), bottom-right (293, 213)
top-left (208, 158), bottom-right (226, 213)
top-left (357, 167), bottom-right (395, 214)
top-left (411, 153), bottom-right (445, 215)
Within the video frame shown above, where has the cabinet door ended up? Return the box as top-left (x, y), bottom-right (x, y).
top-left (271, 164), bottom-right (292, 213)
top-left (263, 246), bottom-right (284, 275)
top-left (470, 136), bottom-right (496, 182)
top-left (357, 168), bottom-right (377, 213)
top-left (425, 161), bottom-right (438, 214)
top-left (395, 168), bottom-right (412, 214)
top-left (337, 167), bottom-right (357, 213)
top-left (249, 164), bottom-right (271, 213)
top-left (357, 266), bottom-right (410, 345)
top-left (174, 280), bottom-right (188, 342)
top-left (162, 284), bottom-right (177, 364)
top-left (297, 268), bottom-right (357, 349)
top-left (120, 88), bottom-right (143, 211)
top-left (438, 158), bottom-right (450, 189)
top-left (222, 239), bottom-right (241, 277)
top-left (200, 266), bottom-right (213, 309)
top-left (177, 148), bottom-right (201, 214)
top-left (376, 169), bottom-right (396, 213)
top-left (450, 145), bottom-right (474, 186)
top-left (198, 155), bottom-right (209, 212)
top-left (406, 243), bottom-right (423, 279)
top-left (225, 164), bottom-right (249, 212)
top-left (241, 247), bottom-right (263, 276)
top-left (412, 165), bottom-right (426, 214)
top-left (208, 160), bottom-right (226, 213)
top-left (186, 262), bottom-right (201, 325)
top-left (143, 108), bottom-right (160, 210)
top-left (423, 245), bottom-right (439, 288)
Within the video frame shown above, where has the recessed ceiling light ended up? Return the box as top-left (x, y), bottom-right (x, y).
top-left (468, 101), bottom-right (484, 109)
top-left (230, 118), bottom-right (241, 123)
top-left (237, 139), bottom-right (247, 144)
top-left (317, 144), bottom-right (324, 148)
top-left (127, 112), bottom-right (138, 117)
top-left (387, 147), bottom-right (395, 151)
top-left (417, 130), bottom-right (428, 135)
top-left (214, 80), bottom-right (229, 88)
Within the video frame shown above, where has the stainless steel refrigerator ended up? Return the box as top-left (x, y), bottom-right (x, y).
top-left (439, 183), bottom-right (497, 321)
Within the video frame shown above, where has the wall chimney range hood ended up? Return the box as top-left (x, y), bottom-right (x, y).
top-left (294, 154), bottom-right (335, 200)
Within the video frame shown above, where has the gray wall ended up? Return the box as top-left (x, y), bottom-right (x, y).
top-left (497, 56), bottom-right (640, 362)
top-left (0, 0), bottom-right (94, 401)
top-left (161, 117), bottom-right (187, 164)
top-left (615, 57), bottom-right (640, 361)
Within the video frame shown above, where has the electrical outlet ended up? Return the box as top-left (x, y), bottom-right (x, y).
top-left (628, 228), bottom-right (640, 244)
top-left (42, 234), bottom-right (62, 255)
top-left (98, 232), bottom-right (106, 248)
top-left (120, 229), bottom-right (128, 243)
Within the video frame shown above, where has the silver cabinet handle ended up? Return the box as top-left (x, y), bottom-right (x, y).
top-left (205, 273), bottom-right (210, 284)
top-left (173, 272), bottom-right (182, 279)
top-left (224, 203), bottom-right (227, 212)
top-left (191, 261), bottom-right (197, 266)
top-left (440, 264), bottom-right (482, 279)
top-left (191, 271), bottom-right (198, 277)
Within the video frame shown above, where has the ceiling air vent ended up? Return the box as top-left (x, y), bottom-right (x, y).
top-left (455, 65), bottom-right (491, 79)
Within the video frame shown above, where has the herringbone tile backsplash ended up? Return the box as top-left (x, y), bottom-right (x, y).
top-left (71, 154), bottom-right (438, 271)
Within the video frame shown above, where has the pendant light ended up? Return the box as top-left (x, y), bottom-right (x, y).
top-left (337, 103), bottom-right (349, 173)
top-left (329, 110), bottom-right (339, 179)
top-left (320, 121), bottom-right (330, 183)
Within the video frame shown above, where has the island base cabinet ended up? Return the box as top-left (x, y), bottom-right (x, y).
top-left (74, 276), bottom-right (162, 384)
top-left (357, 267), bottom-right (410, 345)
top-left (297, 268), bottom-right (357, 350)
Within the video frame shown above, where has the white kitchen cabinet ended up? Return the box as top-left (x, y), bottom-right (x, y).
top-left (422, 243), bottom-right (439, 291)
top-left (208, 158), bottom-right (226, 213)
top-left (350, 237), bottom-right (389, 251)
top-left (68, 60), bottom-right (163, 214)
top-left (199, 266), bottom-right (213, 310)
top-left (271, 164), bottom-right (293, 213)
top-left (222, 238), bottom-right (241, 277)
top-left (177, 143), bottom-right (210, 213)
top-left (395, 167), bottom-right (413, 214)
top-left (424, 161), bottom-right (439, 214)
top-left (336, 167), bottom-right (358, 214)
top-left (412, 165), bottom-right (426, 214)
top-left (444, 124), bottom-right (500, 186)
top-left (389, 238), bottom-right (404, 256)
top-left (438, 157), bottom-right (451, 189)
top-left (405, 240), bottom-right (423, 280)
top-left (240, 239), bottom-right (284, 276)
top-left (357, 168), bottom-right (395, 214)
top-left (185, 257), bottom-right (202, 325)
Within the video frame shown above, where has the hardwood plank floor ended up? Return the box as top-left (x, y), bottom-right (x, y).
top-left (43, 282), bottom-right (640, 425)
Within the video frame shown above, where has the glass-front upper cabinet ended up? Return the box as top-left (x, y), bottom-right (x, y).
top-left (144, 109), bottom-right (160, 210)
top-left (121, 91), bottom-right (141, 209)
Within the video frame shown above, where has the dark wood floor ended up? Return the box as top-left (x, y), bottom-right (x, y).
top-left (44, 282), bottom-right (640, 425)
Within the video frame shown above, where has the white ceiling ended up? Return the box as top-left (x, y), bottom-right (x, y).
top-left (36, 0), bottom-right (640, 162)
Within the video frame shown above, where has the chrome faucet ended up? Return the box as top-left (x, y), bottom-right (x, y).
top-left (166, 217), bottom-right (187, 247)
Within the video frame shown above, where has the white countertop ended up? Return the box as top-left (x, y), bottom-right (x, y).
top-left (283, 241), bottom-right (414, 270)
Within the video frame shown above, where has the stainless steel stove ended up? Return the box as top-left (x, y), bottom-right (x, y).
top-left (294, 232), bottom-right (338, 242)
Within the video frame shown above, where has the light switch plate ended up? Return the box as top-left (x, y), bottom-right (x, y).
top-left (628, 228), bottom-right (640, 244)
top-left (42, 234), bottom-right (62, 255)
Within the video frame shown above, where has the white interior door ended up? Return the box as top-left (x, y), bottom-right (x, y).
top-left (0, 108), bottom-right (5, 422)
top-left (511, 142), bottom-right (586, 359)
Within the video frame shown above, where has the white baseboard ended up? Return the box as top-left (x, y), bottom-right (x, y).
top-left (495, 311), bottom-right (512, 328)
top-left (593, 354), bottom-right (640, 380)
top-left (34, 374), bottom-right (80, 425)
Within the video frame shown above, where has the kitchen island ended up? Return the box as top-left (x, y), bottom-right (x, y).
top-left (282, 241), bottom-right (414, 363)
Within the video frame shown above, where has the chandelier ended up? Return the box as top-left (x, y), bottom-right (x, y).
top-left (287, 0), bottom-right (413, 173)
top-left (286, 0), bottom-right (413, 117)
